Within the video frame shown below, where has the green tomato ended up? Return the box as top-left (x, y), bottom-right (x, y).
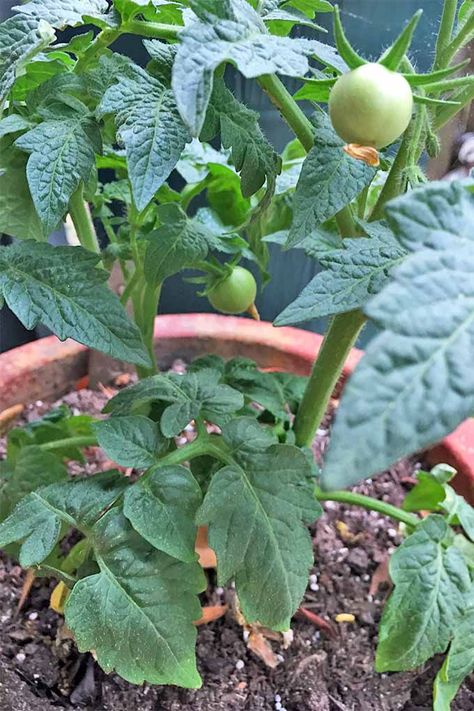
top-left (208, 266), bottom-right (257, 315)
top-left (329, 63), bottom-right (413, 149)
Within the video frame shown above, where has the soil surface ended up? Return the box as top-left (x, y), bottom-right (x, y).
top-left (1, 381), bottom-right (474, 711)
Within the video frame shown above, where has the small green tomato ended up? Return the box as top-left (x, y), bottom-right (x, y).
top-left (207, 266), bottom-right (257, 315)
top-left (329, 62), bottom-right (413, 149)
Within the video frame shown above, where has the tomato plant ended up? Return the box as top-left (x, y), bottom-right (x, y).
top-left (0, 0), bottom-right (473, 708)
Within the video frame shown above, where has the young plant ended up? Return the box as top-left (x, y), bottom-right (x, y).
top-left (0, 0), bottom-right (473, 706)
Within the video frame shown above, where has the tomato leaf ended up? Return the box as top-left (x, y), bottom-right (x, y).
top-left (124, 465), bottom-right (202, 561)
top-left (15, 110), bottom-right (101, 234)
top-left (94, 415), bottom-right (169, 469)
top-left (144, 203), bottom-right (216, 285)
top-left (65, 508), bottom-right (205, 687)
top-left (197, 417), bottom-right (321, 629)
top-left (376, 516), bottom-right (471, 672)
top-left (0, 471), bottom-right (127, 566)
top-left (172, 0), bottom-right (344, 135)
top-left (0, 241), bottom-right (150, 366)
top-left (0, 446), bottom-right (67, 523)
top-left (276, 229), bottom-right (406, 325)
top-left (104, 369), bottom-right (244, 436)
top-left (11, 0), bottom-right (111, 28)
top-left (322, 182), bottom-right (474, 490)
top-left (287, 112), bottom-right (376, 246)
top-left (98, 62), bottom-right (190, 211)
top-left (434, 588), bottom-right (474, 711)
top-left (0, 15), bottom-right (55, 104)
top-left (0, 137), bottom-right (44, 240)
top-left (200, 77), bottom-right (281, 199)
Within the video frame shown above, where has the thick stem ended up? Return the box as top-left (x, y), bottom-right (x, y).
top-left (257, 73), bottom-right (315, 152)
top-left (75, 28), bottom-right (121, 72)
top-left (434, 0), bottom-right (458, 69)
top-left (293, 310), bottom-right (366, 447)
top-left (68, 186), bottom-right (100, 254)
top-left (135, 283), bottom-right (161, 378)
top-left (316, 487), bottom-right (419, 527)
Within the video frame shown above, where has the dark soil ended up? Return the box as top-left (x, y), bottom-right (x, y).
top-left (1, 384), bottom-right (474, 711)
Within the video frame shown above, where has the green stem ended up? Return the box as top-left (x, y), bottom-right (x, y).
top-left (41, 435), bottom-right (98, 452)
top-left (136, 283), bottom-right (161, 378)
top-left (370, 118), bottom-right (417, 221)
top-left (257, 73), bottom-right (315, 152)
top-left (315, 487), bottom-right (419, 527)
top-left (293, 310), bottom-right (366, 447)
top-left (75, 28), bottom-right (121, 72)
top-left (68, 186), bottom-right (100, 254)
top-left (335, 205), bottom-right (358, 236)
top-left (124, 20), bottom-right (180, 40)
top-left (120, 268), bottom-right (141, 305)
top-left (439, 12), bottom-right (474, 68)
top-left (434, 0), bottom-right (458, 69)
top-left (434, 83), bottom-right (474, 129)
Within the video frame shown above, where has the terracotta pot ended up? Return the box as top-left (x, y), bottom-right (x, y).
top-left (1, 313), bottom-right (473, 500)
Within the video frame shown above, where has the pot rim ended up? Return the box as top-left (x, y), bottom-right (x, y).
top-left (1, 312), bottom-right (473, 499)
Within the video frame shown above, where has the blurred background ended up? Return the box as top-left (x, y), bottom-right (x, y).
top-left (1, 0), bottom-right (473, 353)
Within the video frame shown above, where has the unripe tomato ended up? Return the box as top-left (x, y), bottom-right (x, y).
top-left (208, 266), bottom-right (257, 315)
top-left (329, 63), bottom-right (413, 149)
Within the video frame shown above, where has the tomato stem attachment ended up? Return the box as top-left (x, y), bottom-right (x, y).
top-left (315, 487), bottom-right (419, 528)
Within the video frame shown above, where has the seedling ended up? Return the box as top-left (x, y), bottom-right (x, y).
top-left (0, 0), bottom-right (473, 707)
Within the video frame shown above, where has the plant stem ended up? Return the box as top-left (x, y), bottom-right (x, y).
top-left (136, 283), bottom-right (161, 378)
top-left (439, 11), bottom-right (474, 68)
top-left (120, 268), bottom-right (141, 305)
top-left (315, 487), bottom-right (419, 527)
top-left (293, 310), bottom-right (366, 447)
top-left (124, 20), bottom-right (180, 40)
top-left (41, 435), bottom-right (98, 451)
top-left (434, 0), bottom-right (458, 69)
top-left (370, 120), bottom-right (415, 221)
top-left (257, 73), bottom-right (315, 152)
top-left (335, 205), bottom-right (358, 236)
top-left (68, 186), bottom-right (100, 254)
top-left (75, 28), bottom-right (122, 72)
top-left (434, 83), bottom-right (474, 129)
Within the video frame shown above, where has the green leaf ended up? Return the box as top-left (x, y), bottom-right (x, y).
top-left (0, 470), bottom-right (126, 566)
top-left (221, 357), bottom-right (292, 419)
top-left (200, 77), bottom-right (281, 198)
top-left (376, 516), bottom-right (471, 672)
top-left (288, 113), bottom-right (375, 246)
top-left (434, 589), bottom-right (474, 711)
top-left (144, 203), bottom-right (215, 284)
top-left (12, 0), bottom-right (111, 28)
top-left (65, 508), bottom-right (205, 687)
top-left (0, 446), bottom-right (67, 522)
top-left (104, 369), bottom-right (244, 436)
top-left (378, 10), bottom-right (422, 71)
top-left (94, 415), bottom-right (169, 468)
top-left (0, 15), bottom-right (55, 103)
top-left (0, 114), bottom-right (33, 138)
top-left (276, 230), bottom-right (406, 325)
top-left (197, 417), bottom-right (321, 629)
top-left (172, 0), bottom-right (344, 135)
top-left (0, 137), bottom-right (44, 240)
top-left (98, 62), bottom-right (190, 211)
top-left (11, 51), bottom-right (74, 101)
top-left (402, 471), bottom-right (446, 513)
top-left (15, 112), bottom-right (101, 234)
top-left (321, 182), bottom-right (474, 490)
top-left (0, 241), bottom-right (150, 366)
top-left (124, 465), bottom-right (202, 561)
